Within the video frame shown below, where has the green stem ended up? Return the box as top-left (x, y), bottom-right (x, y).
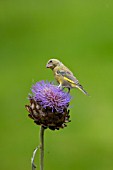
top-left (40, 126), bottom-right (45, 170)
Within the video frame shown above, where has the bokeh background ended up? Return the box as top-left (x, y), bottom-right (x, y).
top-left (0, 0), bottom-right (113, 170)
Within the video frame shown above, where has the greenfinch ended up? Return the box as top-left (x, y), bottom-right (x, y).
top-left (46, 59), bottom-right (88, 95)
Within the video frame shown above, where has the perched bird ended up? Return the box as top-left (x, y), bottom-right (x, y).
top-left (46, 59), bottom-right (88, 95)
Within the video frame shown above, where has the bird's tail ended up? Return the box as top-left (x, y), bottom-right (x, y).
top-left (76, 84), bottom-right (89, 96)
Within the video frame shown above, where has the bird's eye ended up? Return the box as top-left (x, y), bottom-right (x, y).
top-left (49, 60), bottom-right (52, 63)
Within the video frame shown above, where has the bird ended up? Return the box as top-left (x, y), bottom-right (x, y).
top-left (46, 59), bottom-right (88, 95)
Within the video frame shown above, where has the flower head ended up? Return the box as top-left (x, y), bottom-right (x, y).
top-left (25, 81), bottom-right (71, 130)
top-left (32, 81), bottom-right (71, 113)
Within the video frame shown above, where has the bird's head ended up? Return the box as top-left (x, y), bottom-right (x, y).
top-left (46, 59), bottom-right (62, 70)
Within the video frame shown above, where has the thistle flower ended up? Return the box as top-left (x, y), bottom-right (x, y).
top-left (25, 81), bottom-right (71, 130)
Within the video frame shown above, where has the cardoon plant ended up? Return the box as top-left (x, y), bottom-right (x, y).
top-left (25, 81), bottom-right (71, 170)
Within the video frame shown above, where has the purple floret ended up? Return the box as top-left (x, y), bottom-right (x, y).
top-left (31, 81), bottom-right (71, 113)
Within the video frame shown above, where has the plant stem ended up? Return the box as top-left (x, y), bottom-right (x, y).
top-left (40, 126), bottom-right (45, 170)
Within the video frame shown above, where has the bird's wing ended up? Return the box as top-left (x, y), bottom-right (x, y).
top-left (57, 70), bottom-right (79, 85)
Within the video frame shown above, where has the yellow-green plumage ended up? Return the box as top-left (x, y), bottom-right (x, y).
top-left (46, 59), bottom-right (88, 95)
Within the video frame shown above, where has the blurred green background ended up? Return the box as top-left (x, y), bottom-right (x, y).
top-left (0, 0), bottom-right (113, 170)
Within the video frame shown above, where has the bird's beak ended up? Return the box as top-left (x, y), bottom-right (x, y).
top-left (46, 63), bottom-right (49, 68)
top-left (46, 63), bottom-right (52, 68)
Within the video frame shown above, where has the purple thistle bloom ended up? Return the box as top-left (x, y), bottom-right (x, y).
top-left (31, 81), bottom-right (71, 113)
top-left (26, 80), bottom-right (71, 130)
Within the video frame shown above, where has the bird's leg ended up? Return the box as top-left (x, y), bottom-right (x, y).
top-left (58, 84), bottom-right (62, 89)
top-left (58, 84), bottom-right (65, 91)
